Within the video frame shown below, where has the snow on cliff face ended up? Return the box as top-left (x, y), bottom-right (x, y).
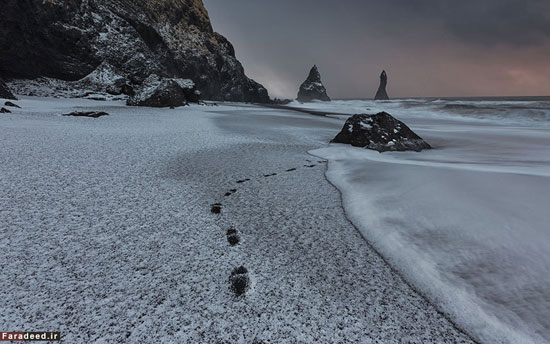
top-left (0, 0), bottom-right (269, 102)
top-left (0, 79), bottom-right (16, 100)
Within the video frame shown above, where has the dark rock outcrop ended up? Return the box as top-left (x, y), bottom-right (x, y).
top-left (4, 101), bottom-right (20, 108)
top-left (127, 75), bottom-right (199, 107)
top-left (374, 70), bottom-right (389, 100)
top-left (0, 79), bottom-right (16, 100)
top-left (0, 107), bottom-right (12, 113)
top-left (332, 112), bottom-right (432, 152)
top-left (106, 79), bottom-right (135, 96)
top-left (271, 98), bottom-right (292, 105)
top-left (297, 65), bottom-right (331, 102)
top-left (0, 0), bottom-right (270, 102)
top-left (63, 111), bottom-right (109, 118)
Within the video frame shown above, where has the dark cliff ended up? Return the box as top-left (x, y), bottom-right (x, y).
top-left (0, 0), bottom-right (269, 102)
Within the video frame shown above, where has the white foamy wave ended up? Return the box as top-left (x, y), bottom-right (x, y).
top-left (290, 97), bottom-right (550, 127)
top-left (309, 98), bottom-right (550, 343)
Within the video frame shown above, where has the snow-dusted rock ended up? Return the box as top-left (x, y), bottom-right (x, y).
top-left (76, 62), bottom-right (133, 96)
top-left (297, 65), bottom-right (331, 102)
top-left (374, 70), bottom-right (390, 100)
top-left (106, 79), bottom-right (135, 97)
top-left (0, 0), bottom-right (269, 102)
top-left (127, 75), bottom-right (198, 108)
top-left (0, 79), bottom-right (16, 100)
top-left (78, 62), bottom-right (124, 89)
top-left (332, 112), bottom-right (432, 152)
top-left (174, 79), bottom-right (201, 103)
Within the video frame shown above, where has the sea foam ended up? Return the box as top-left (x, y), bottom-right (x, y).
top-left (308, 98), bottom-right (550, 343)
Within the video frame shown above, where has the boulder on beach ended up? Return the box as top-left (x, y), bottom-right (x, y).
top-left (77, 62), bottom-right (134, 96)
top-left (63, 111), bottom-right (110, 118)
top-left (271, 98), bottom-right (292, 105)
top-left (127, 75), bottom-right (200, 108)
top-left (332, 112), bottom-right (432, 152)
top-left (4, 101), bottom-right (20, 108)
top-left (297, 65), bottom-right (331, 102)
top-left (374, 70), bottom-right (389, 100)
top-left (176, 79), bottom-right (201, 104)
top-left (0, 79), bottom-right (16, 100)
top-left (106, 79), bottom-right (135, 97)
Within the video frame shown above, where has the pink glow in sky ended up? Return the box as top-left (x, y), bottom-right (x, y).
top-left (204, 0), bottom-right (550, 99)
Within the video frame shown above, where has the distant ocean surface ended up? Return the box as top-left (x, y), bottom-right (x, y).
top-left (307, 97), bottom-right (550, 344)
top-left (331, 96), bottom-right (550, 127)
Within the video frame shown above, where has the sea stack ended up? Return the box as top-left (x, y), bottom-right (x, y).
top-left (0, 79), bottom-right (16, 100)
top-left (297, 65), bottom-right (331, 102)
top-left (374, 70), bottom-right (389, 100)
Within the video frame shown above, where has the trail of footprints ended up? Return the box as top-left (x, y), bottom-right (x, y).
top-left (210, 159), bottom-right (327, 297)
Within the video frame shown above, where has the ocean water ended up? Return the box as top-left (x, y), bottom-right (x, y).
top-left (294, 96), bottom-right (550, 127)
top-left (307, 97), bottom-right (550, 343)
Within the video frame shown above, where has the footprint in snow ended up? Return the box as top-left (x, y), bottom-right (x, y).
top-left (211, 203), bottom-right (222, 214)
top-left (225, 189), bottom-right (237, 197)
top-left (229, 266), bottom-right (250, 296)
top-left (226, 228), bottom-right (240, 246)
top-left (263, 173), bottom-right (277, 177)
top-left (236, 178), bottom-right (250, 184)
top-left (286, 168), bottom-right (297, 172)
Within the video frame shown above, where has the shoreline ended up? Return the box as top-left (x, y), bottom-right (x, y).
top-left (0, 98), bottom-right (477, 343)
top-left (308, 148), bottom-right (480, 344)
top-left (304, 98), bottom-right (550, 344)
top-left (258, 103), bottom-right (347, 117)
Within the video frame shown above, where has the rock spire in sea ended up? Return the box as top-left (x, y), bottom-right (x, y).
top-left (297, 65), bottom-right (331, 102)
top-left (374, 70), bottom-right (389, 100)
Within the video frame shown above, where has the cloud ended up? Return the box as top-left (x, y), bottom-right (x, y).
top-left (208, 0), bottom-right (550, 45)
top-left (203, 0), bottom-right (550, 97)
top-left (398, 0), bottom-right (550, 45)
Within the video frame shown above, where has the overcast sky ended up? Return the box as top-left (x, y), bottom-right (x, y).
top-left (203, 0), bottom-right (550, 99)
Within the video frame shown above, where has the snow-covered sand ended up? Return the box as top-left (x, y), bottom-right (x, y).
top-left (0, 97), bottom-right (473, 343)
top-left (305, 99), bottom-right (550, 344)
